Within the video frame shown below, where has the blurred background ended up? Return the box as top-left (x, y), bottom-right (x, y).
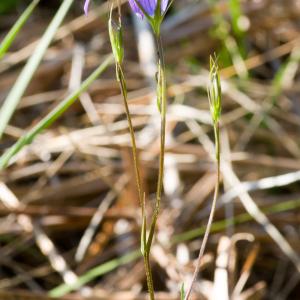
top-left (1, 0), bottom-right (300, 299)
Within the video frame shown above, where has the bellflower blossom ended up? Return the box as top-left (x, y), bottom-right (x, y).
top-left (128, 0), bottom-right (169, 18)
top-left (84, 0), bottom-right (169, 20)
top-left (84, 0), bottom-right (90, 16)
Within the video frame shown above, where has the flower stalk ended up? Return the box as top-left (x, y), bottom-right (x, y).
top-left (145, 33), bottom-right (166, 251)
top-left (184, 55), bottom-right (222, 300)
top-left (108, 4), bottom-right (145, 230)
top-left (139, 22), bottom-right (167, 300)
top-left (86, 1), bottom-right (170, 298)
top-left (108, 4), bottom-right (156, 299)
top-left (130, 2), bottom-right (168, 299)
top-left (117, 61), bottom-right (155, 299)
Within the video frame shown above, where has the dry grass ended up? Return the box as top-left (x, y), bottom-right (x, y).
top-left (1, 0), bottom-right (300, 299)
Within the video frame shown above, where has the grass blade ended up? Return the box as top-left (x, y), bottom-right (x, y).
top-left (172, 198), bottom-right (300, 243)
top-left (49, 250), bottom-right (140, 297)
top-left (0, 0), bottom-right (74, 139)
top-left (0, 54), bottom-right (113, 169)
top-left (229, 0), bottom-right (244, 38)
top-left (0, 0), bottom-right (40, 60)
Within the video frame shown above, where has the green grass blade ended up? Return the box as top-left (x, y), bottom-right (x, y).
top-left (49, 250), bottom-right (140, 298)
top-left (229, 0), bottom-right (243, 38)
top-left (172, 198), bottom-right (300, 244)
top-left (271, 47), bottom-right (300, 102)
top-left (0, 0), bottom-right (40, 60)
top-left (0, 54), bottom-right (113, 169)
top-left (0, 0), bottom-right (74, 139)
top-left (180, 283), bottom-right (185, 300)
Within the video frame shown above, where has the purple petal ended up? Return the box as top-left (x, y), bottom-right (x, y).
top-left (143, 0), bottom-right (157, 16)
top-left (84, 0), bottom-right (90, 16)
top-left (128, 0), bottom-right (143, 18)
top-left (161, 0), bottom-right (169, 13)
top-left (128, 0), bottom-right (169, 17)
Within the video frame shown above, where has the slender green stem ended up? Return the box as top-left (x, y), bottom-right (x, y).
top-left (116, 64), bottom-right (144, 212)
top-left (147, 36), bottom-right (167, 252)
top-left (116, 63), bottom-right (155, 299)
top-left (116, 31), bottom-right (167, 300)
top-left (139, 34), bottom-right (167, 300)
top-left (184, 123), bottom-right (220, 300)
top-left (133, 33), bottom-right (167, 300)
top-left (146, 34), bottom-right (166, 251)
top-left (144, 253), bottom-right (155, 300)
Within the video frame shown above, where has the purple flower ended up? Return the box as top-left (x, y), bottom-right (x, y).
top-left (128, 0), bottom-right (169, 18)
top-left (84, 0), bottom-right (90, 16)
top-left (84, 0), bottom-right (169, 18)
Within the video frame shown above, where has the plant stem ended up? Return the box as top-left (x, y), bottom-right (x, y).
top-left (185, 122), bottom-right (220, 300)
top-left (116, 65), bottom-right (144, 211)
top-left (144, 253), bottom-right (155, 300)
top-left (116, 64), bottom-right (155, 299)
top-left (141, 33), bottom-right (167, 300)
top-left (146, 34), bottom-right (166, 251)
top-left (117, 32), bottom-right (167, 300)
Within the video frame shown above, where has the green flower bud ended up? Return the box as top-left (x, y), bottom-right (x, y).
top-left (207, 55), bottom-right (222, 124)
top-left (109, 9), bottom-right (124, 65)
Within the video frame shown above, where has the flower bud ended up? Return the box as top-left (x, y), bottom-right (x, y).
top-left (109, 11), bottom-right (124, 65)
top-left (207, 55), bottom-right (222, 124)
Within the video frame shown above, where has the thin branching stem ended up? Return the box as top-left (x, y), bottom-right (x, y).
top-left (116, 64), bottom-right (155, 299)
top-left (144, 252), bottom-right (155, 300)
top-left (141, 33), bottom-right (167, 300)
top-left (146, 34), bottom-right (166, 251)
top-left (117, 65), bottom-right (144, 212)
top-left (185, 122), bottom-right (221, 300)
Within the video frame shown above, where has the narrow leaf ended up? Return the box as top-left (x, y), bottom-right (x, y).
top-left (0, 55), bottom-right (113, 169)
top-left (0, 0), bottom-right (40, 59)
top-left (0, 0), bottom-right (74, 139)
